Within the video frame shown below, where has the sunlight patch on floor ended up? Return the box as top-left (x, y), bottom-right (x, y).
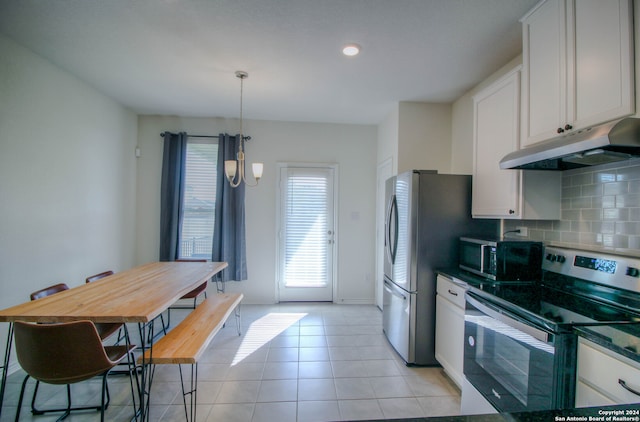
top-left (232, 312), bottom-right (306, 365)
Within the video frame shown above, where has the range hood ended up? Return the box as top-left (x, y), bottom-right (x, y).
top-left (500, 118), bottom-right (640, 170)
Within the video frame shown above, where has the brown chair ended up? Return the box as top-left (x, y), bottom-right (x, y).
top-left (85, 270), bottom-right (114, 284)
top-left (28, 281), bottom-right (127, 414)
top-left (167, 259), bottom-right (209, 327)
top-left (84, 271), bottom-right (123, 341)
top-left (29, 283), bottom-right (69, 301)
top-left (13, 320), bottom-right (138, 422)
top-left (176, 259), bottom-right (208, 304)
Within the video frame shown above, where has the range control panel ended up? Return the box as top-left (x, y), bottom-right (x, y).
top-left (543, 246), bottom-right (640, 293)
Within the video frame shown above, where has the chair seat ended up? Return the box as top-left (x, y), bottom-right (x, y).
top-left (104, 345), bottom-right (135, 364)
top-left (95, 323), bottom-right (122, 341)
top-left (180, 282), bottom-right (207, 299)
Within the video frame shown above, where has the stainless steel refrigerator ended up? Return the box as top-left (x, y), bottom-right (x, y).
top-left (383, 170), bottom-right (497, 365)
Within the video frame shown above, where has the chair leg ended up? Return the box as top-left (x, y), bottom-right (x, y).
top-left (15, 374), bottom-right (30, 422)
top-left (62, 384), bottom-right (72, 421)
top-left (100, 373), bottom-right (109, 422)
top-left (30, 380), bottom-right (42, 414)
top-left (28, 380), bottom-right (103, 418)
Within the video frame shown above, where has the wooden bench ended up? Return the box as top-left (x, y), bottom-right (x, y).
top-left (139, 292), bottom-right (243, 421)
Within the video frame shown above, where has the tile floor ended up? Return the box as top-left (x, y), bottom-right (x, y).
top-left (1, 303), bottom-right (461, 421)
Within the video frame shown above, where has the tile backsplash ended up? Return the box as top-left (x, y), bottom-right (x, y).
top-left (503, 157), bottom-right (640, 257)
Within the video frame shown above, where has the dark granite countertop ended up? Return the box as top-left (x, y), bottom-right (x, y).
top-left (574, 324), bottom-right (640, 364)
top-left (436, 268), bottom-right (493, 288)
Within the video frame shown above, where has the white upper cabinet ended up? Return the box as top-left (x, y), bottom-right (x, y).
top-left (521, 0), bottom-right (634, 147)
top-left (473, 67), bottom-right (561, 219)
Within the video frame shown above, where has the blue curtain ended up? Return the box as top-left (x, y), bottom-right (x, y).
top-left (212, 133), bottom-right (248, 281)
top-left (159, 132), bottom-right (188, 261)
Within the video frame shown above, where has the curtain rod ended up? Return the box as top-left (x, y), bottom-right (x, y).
top-left (159, 132), bottom-right (252, 141)
top-left (160, 132), bottom-right (220, 139)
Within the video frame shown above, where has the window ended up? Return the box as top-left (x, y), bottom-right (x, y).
top-left (179, 139), bottom-right (218, 259)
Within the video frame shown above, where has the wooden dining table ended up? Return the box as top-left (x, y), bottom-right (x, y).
top-left (0, 260), bottom-right (228, 420)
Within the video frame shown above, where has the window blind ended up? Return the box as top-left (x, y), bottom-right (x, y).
top-left (283, 170), bottom-right (329, 287)
top-left (179, 140), bottom-right (218, 259)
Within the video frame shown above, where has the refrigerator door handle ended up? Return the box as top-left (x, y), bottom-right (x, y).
top-left (385, 280), bottom-right (407, 301)
top-left (385, 194), bottom-right (399, 265)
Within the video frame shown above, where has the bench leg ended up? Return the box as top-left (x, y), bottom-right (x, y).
top-left (235, 304), bottom-right (242, 336)
top-left (178, 363), bottom-right (197, 422)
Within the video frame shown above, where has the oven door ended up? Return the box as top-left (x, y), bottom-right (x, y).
top-left (463, 292), bottom-right (556, 412)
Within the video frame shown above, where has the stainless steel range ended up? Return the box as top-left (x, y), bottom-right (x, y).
top-left (462, 246), bottom-right (640, 413)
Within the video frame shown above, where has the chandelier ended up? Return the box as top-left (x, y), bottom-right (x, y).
top-left (224, 70), bottom-right (263, 188)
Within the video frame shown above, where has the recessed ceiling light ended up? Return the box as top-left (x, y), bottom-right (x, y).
top-left (342, 43), bottom-right (361, 57)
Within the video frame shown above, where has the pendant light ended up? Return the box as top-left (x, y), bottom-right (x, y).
top-left (224, 70), bottom-right (263, 187)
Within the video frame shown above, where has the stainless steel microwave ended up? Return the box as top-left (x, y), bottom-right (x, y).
top-left (459, 237), bottom-right (543, 281)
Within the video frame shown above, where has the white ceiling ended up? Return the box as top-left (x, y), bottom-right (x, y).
top-left (0, 0), bottom-right (539, 125)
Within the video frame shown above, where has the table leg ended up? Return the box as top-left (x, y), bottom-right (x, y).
top-left (137, 319), bottom-right (156, 421)
top-left (0, 322), bottom-right (13, 418)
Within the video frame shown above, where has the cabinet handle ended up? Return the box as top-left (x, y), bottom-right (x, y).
top-left (564, 124), bottom-right (573, 131)
top-left (447, 289), bottom-right (458, 296)
top-left (508, 209), bottom-right (515, 214)
top-left (557, 127), bottom-right (565, 134)
top-left (619, 379), bottom-right (640, 397)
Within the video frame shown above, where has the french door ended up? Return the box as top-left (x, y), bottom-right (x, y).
top-left (277, 164), bottom-right (336, 302)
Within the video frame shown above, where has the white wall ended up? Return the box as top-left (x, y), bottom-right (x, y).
top-left (397, 102), bottom-right (452, 174)
top-left (136, 116), bottom-right (378, 304)
top-left (0, 34), bottom-right (138, 366)
top-left (377, 105), bottom-right (399, 171)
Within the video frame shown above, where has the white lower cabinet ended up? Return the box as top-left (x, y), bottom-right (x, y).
top-left (435, 274), bottom-right (466, 388)
top-left (576, 337), bottom-right (640, 407)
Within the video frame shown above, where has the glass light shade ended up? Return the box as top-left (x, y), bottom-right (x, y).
top-left (252, 162), bottom-right (264, 180)
top-left (225, 160), bottom-right (237, 180)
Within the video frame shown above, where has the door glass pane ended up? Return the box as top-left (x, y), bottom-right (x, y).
top-left (283, 170), bottom-right (328, 288)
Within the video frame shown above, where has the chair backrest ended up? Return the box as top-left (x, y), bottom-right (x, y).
top-left (85, 270), bottom-right (114, 284)
top-left (14, 320), bottom-right (116, 385)
top-left (30, 283), bottom-right (69, 301)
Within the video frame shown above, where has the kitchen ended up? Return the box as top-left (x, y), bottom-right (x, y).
top-left (382, 0), bottom-right (640, 415)
top-left (2, 0), bottom-right (640, 420)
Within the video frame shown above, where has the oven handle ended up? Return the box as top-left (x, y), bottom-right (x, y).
top-left (466, 293), bottom-right (550, 343)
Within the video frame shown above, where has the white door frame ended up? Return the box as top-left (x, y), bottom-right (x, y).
top-left (275, 162), bottom-right (339, 302)
top-left (375, 157), bottom-right (393, 310)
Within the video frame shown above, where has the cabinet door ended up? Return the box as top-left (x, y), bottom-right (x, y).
top-left (569, 0), bottom-right (634, 130)
top-left (472, 70), bottom-right (521, 218)
top-left (521, 0), bottom-right (566, 146)
top-left (435, 275), bottom-right (465, 388)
